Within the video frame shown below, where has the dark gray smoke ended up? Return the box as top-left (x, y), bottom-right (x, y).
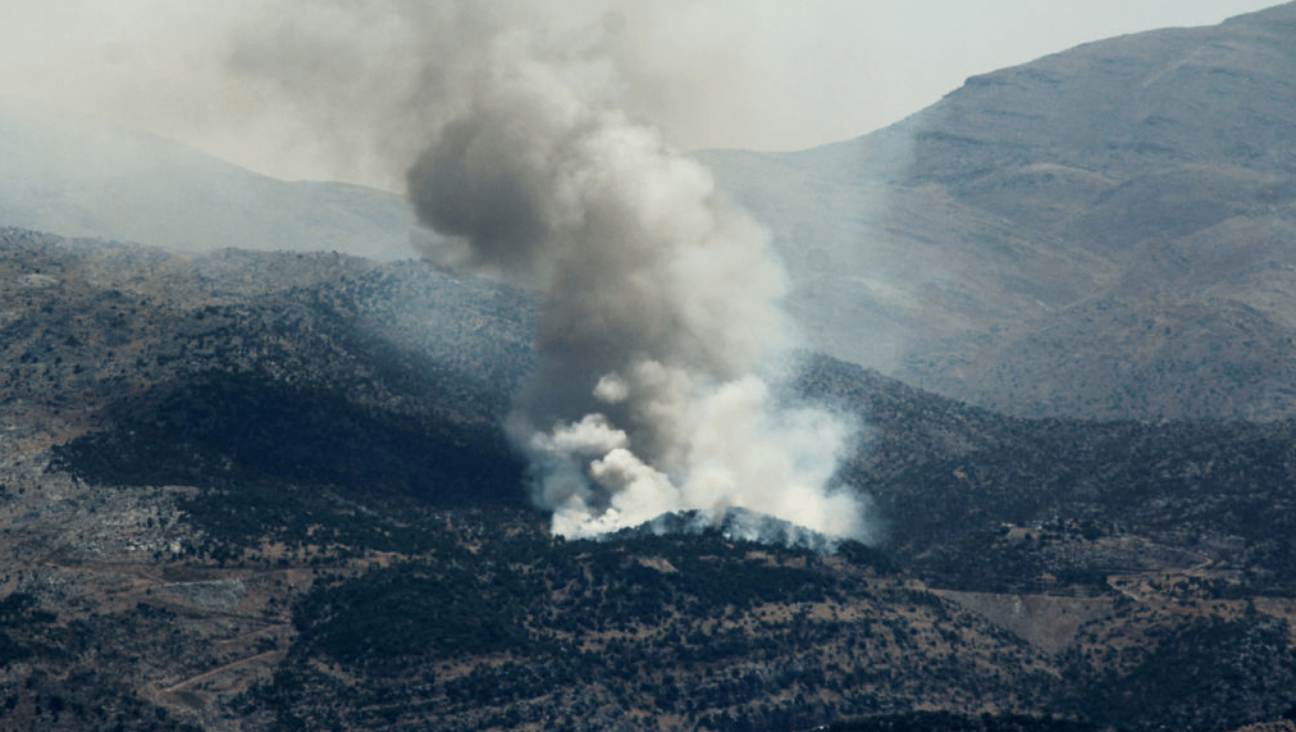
top-left (229, 0), bottom-right (872, 541)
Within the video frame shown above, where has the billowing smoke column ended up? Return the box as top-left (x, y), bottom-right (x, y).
top-left (230, 1), bottom-right (870, 541)
top-left (406, 57), bottom-right (865, 542)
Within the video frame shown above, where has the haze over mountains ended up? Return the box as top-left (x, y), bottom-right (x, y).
top-left (703, 0), bottom-right (1296, 421)
top-left (6, 3), bottom-right (1296, 424)
top-left (0, 97), bottom-right (417, 262)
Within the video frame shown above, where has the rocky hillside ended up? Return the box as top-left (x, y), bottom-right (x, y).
top-left (703, 1), bottom-right (1296, 422)
top-left (0, 229), bottom-right (1294, 731)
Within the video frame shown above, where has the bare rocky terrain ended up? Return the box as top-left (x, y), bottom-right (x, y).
top-left (0, 229), bottom-right (1293, 731)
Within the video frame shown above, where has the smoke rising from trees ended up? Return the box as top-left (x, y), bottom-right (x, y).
top-left (228, 0), bottom-right (872, 541)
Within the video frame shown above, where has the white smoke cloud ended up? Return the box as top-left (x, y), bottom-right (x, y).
top-left (224, 0), bottom-right (873, 543)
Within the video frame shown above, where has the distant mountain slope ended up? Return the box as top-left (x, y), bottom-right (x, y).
top-left (703, 1), bottom-right (1296, 421)
top-left (6, 227), bottom-right (1287, 600)
top-left (0, 97), bottom-right (418, 260)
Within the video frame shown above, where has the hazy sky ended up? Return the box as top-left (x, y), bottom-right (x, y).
top-left (0, 0), bottom-right (1281, 187)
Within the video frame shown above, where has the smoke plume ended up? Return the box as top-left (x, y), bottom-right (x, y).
top-left (230, 0), bottom-right (871, 542)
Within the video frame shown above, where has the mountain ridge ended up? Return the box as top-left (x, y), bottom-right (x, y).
top-left (701, 0), bottom-right (1296, 422)
top-left (0, 96), bottom-right (419, 261)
